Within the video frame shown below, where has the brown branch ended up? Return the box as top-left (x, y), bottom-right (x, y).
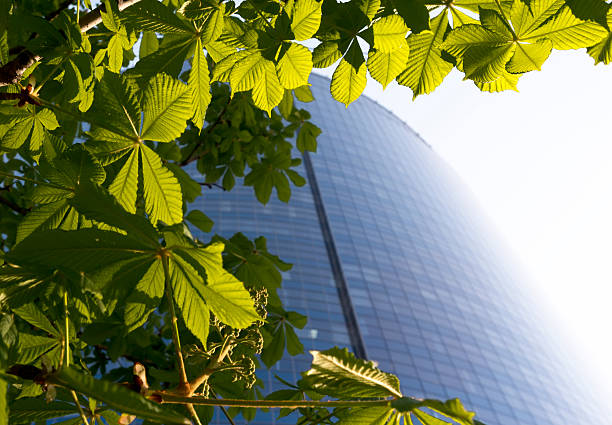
top-left (0, 0), bottom-right (144, 87)
top-left (0, 195), bottom-right (29, 215)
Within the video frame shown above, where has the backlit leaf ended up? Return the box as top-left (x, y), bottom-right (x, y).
top-left (141, 145), bottom-right (183, 225)
top-left (331, 42), bottom-right (367, 107)
top-left (373, 15), bottom-right (409, 52)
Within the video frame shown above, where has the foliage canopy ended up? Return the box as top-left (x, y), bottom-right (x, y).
top-left (0, 0), bottom-right (609, 424)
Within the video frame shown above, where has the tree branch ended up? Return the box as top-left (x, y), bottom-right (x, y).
top-left (188, 336), bottom-right (234, 396)
top-left (158, 395), bottom-right (393, 409)
top-left (0, 194), bottom-right (29, 215)
top-left (0, 0), bottom-right (144, 87)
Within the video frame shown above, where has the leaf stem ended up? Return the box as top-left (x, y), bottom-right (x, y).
top-left (162, 253), bottom-right (190, 393)
top-left (158, 395), bottom-right (392, 409)
top-left (32, 60), bottom-right (64, 96)
top-left (64, 290), bottom-right (70, 367)
top-left (0, 171), bottom-right (69, 190)
top-left (70, 389), bottom-right (91, 425)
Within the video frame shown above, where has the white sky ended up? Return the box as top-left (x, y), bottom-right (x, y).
top-left (331, 50), bottom-right (612, 398)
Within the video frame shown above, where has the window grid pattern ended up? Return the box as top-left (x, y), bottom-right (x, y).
top-left (188, 74), bottom-right (604, 425)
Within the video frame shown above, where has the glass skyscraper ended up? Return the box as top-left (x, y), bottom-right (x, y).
top-left (189, 74), bottom-right (605, 425)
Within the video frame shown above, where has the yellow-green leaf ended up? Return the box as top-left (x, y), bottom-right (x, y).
top-left (252, 59), bottom-right (284, 115)
top-left (475, 69), bottom-right (521, 92)
top-left (463, 43), bottom-right (516, 82)
top-left (276, 43), bottom-right (313, 89)
top-left (141, 145), bottom-right (183, 225)
top-left (109, 147), bottom-right (139, 214)
top-left (367, 40), bottom-right (409, 89)
top-left (291, 0), bottom-right (323, 41)
top-left (397, 13), bottom-right (452, 98)
top-left (189, 39), bottom-right (212, 130)
top-left (506, 39), bottom-right (552, 73)
top-left (331, 42), bottom-right (367, 107)
top-left (373, 15), bottom-right (409, 52)
top-left (141, 73), bottom-right (193, 142)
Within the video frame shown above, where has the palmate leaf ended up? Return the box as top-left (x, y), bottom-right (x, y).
top-left (16, 333), bottom-right (59, 364)
top-left (141, 73), bottom-right (193, 142)
top-left (290, 0), bottom-right (323, 41)
top-left (0, 107), bottom-right (59, 151)
top-left (129, 35), bottom-right (195, 82)
top-left (397, 13), bottom-right (453, 98)
top-left (303, 347), bottom-right (402, 398)
top-left (252, 59), bottom-right (284, 115)
top-left (453, 0), bottom-right (513, 14)
top-left (331, 42), bottom-right (367, 107)
top-left (12, 303), bottom-right (60, 338)
top-left (520, 6), bottom-right (607, 49)
top-left (141, 144), bottom-right (183, 226)
top-left (367, 41), bottom-right (410, 89)
top-left (312, 41), bottom-right (345, 68)
top-left (49, 368), bottom-right (190, 424)
top-left (170, 255), bottom-right (211, 347)
top-left (189, 38), bottom-right (212, 130)
top-left (372, 15), bottom-right (409, 53)
top-left (359, 0), bottom-right (381, 21)
top-left (392, 397), bottom-right (477, 425)
top-left (335, 407), bottom-right (392, 425)
top-left (441, 24), bottom-right (509, 63)
top-left (180, 0), bottom-right (226, 43)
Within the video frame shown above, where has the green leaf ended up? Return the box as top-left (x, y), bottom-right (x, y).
top-left (441, 24), bottom-right (509, 62)
top-left (141, 145), bottom-right (183, 225)
top-left (372, 15), bottom-right (409, 52)
top-left (12, 303), bottom-right (60, 338)
top-left (367, 41), bottom-right (410, 89)
top-left (140, 31), bottom-right (160, 57)
top-left (296, 121), bottom-right (320, 152)
top-left (108, 148), bottom-right (139, 214)
top-left (190, 39), bottom-right (212, 130)
top-left (124, 260), bottom-right (164, 332)
top-left (16, 333), bottom-right (59, 364)
top-left (184, 1), bottom-right (226, 43)
top-left (169, 255), bottom-right (211, 346)
top-left (185, 210), bottom-right (214, 233)
top-left (50, 368), bottom-right (190, 424)
top-left (506, 39), bottom-right (552, 73)
top-left (291, 0), bottom-right (323, 41)
top-left (303, 347), bottom-right (402, 398)
top-left (397, 13), bottom-right (452, 98)
top-left (474, 69), bottom-right (520, 92)
top-left (278, 89), bottom-right (294, 119)
top-left (359, 0), bottom-right (381, 21)
top-left (69, 181), bottom-right (160, 247)
top-left (335, 407), bottom-right (393, 425)
top-left (121, 0), bottom-right (193, 33)
top-left (511, 0), bottom-right (565, 38)
top-left (479, 7), bottom-right (513, 39)
top-left (331, 42), bottom-right (367, 107)
top-left (276, 43), bottom-right (313, 89)
top-left (463, 43), bottom-right (516, 82)
top-left (7, 229), bottom-right (153, 272)
top-left (294, 85), bottom-right (315, 102)
top-left (587, 7), bottom-right (612, 64)
top-left (8, 399), bottom-right (77, 424)
top-left (141, 74), bottom-right (193, 142)
top-left (88, 72), bottom-right (141, 143)
top-left (251, 58), bottom-right (284, 115)
top-left (16, 200), bottom-right (71, 244)
top-left (392, 397), bottom-right (477, 425)
top-left (312, 41), bottom-right (344, 68)
top-left (521, 6), bottom-right (607, 49)
top-left (129, 35), bottom-right (194, 83)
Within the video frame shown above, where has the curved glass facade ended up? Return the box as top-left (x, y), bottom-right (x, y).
top-left (189, 74), bottom-right (604, 425)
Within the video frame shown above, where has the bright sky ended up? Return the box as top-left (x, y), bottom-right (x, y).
top-left (328, 50), bottom-right (612, 398)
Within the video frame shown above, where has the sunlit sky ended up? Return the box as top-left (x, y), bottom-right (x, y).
top-left (315, 50), bottom-right (612, 398)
